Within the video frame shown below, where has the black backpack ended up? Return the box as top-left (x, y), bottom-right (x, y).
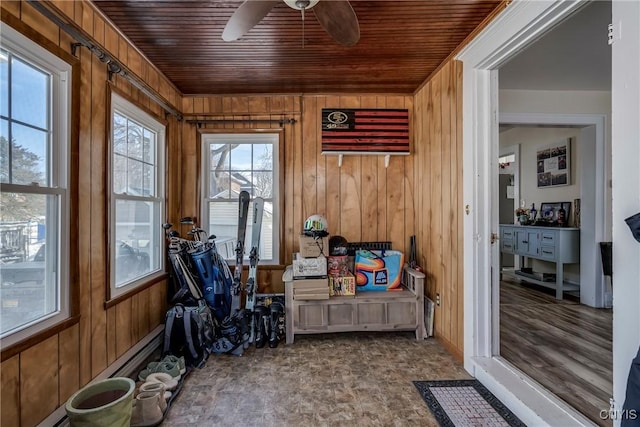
top-left (163, 301), bottom-right (215, 369)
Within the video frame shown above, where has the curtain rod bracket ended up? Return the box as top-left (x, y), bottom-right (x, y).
top-left (70, 42), bottom-right (82, 57)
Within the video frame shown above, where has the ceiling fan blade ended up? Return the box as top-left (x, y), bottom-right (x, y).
top-left (313, 0), bottom-right (360, 46)
top-left (222, 0), bottom-right (280, 41)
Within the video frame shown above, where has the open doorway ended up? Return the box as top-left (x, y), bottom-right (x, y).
top-left (459, 0), bottom-right (638, 425)
top-left (495, 2), bottom-right (612, 425)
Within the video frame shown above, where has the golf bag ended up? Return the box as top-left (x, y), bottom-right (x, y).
top-left (166, 233), bottom-right (233, 323)
top-left (163, 224), bottom-right (246, 356)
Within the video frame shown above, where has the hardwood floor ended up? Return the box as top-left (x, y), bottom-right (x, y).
top-left (500, 279), bottom-right (613, 426)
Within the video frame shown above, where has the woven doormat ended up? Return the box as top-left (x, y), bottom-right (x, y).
top-left (413, 380), bottom-right (526, 427)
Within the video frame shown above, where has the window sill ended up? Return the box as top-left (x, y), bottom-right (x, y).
top-left (104, 272), bottom-right (168, 309)
top-left (1, 315), bottom-right (80, 362)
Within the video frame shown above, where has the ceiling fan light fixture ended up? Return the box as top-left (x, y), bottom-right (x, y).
top-left (284, 0), bottom-right (319, 11)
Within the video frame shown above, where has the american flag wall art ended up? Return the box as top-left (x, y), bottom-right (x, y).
top-left (321, 108), bottom-right (410, 154)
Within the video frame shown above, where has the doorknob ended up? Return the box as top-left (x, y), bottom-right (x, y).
top-left (491, 233), bottom-right (499, 244)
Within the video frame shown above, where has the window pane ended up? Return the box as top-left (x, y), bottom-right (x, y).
top-left (0, 49), bottom-right (7, 118)
top-left (113, 113), bottom-right (127, 155)
top-left (127, 158), bottom-right (143, 193)
top-left (10, 123), bottom-right (47, 186)
top-left (232, 171), bottom-right (252, 195)
top-left (114, 199), bottom-right (158, 287)
top-left (143, 163), bottom-right (154, 197)
top-left (210, 171), bottom-right (229, 198)
top-left (253, 144), bottom-right (272, 170)
top-left (11, 56), bottom-right (48, 130)
top-left (0, 193), bottom-right (58, 336)
top-left (0, 119), bottom-right (8, 183)
top-left (142, 128), bottom-right (155, 163)
top-left (113, 153), bottom-right (127, 194)
top-left (127, 119), bottom-right (143, 161)
top-left (230, 144), bottom-right (251, 171)
top-left (254, 171), bottom-right (273, 198)
top-left (210, 144), bottom-right (229, 172)
top-left (208, 200), bottom-right (272, 261)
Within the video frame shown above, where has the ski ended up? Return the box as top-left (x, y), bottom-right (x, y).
top-left (245, 197), bottom-right (264, 342)
top-left (245, 197), bottom-right (264, 312)
top-left (230, 191), bottom-right (251, 315)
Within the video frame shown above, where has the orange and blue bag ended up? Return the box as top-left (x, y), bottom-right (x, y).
top-left (354, 249), bottom-right (405, 291)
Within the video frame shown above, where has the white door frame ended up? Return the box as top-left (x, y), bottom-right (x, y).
top-left (456, 1), bottom-right (600, 425)
top-left (611, 0), bottom-right (640, 423)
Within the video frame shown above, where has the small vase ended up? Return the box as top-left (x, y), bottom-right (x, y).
top-left (518, 215), bottom-right (529, 225)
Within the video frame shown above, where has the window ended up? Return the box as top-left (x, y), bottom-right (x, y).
top-left (0, 25), bottom-right (71, 347)
top-left (201, 133), bottom-right (280, 264)
top-left (110, 93), bottom-right (165, 299)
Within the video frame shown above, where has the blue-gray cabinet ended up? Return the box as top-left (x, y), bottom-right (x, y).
top-left (499, 224), bottom-right (580, 299)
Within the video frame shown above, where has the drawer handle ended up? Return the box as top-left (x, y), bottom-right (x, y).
top-left (522, 240), bottom-right (528, 244)
top-left (543, 236), bottom-right (552, 240)
top-left (542, 250), bottom-right (553, 254)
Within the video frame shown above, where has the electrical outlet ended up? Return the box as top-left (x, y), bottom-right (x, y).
top-left (436, 293), bottom-right (441, 306)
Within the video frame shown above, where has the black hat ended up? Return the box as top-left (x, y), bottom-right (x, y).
top-left (329, 235), bottom-right (348, 256)
top-left (625, 212), bottom-right (640, 243)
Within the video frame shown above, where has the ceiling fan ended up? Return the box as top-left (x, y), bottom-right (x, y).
top-left (222, 0), bottom-right (360, 46)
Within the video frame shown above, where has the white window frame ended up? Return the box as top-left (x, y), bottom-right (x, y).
top-left (0, 25), bottom-right (71, 348)
top-left (201, 132), bottom-right (280, 265)
top-left (109, 93), bottom-right (165, 299)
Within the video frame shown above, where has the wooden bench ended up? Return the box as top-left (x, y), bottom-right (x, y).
top-left (285, 265), bottom-right (425, 344)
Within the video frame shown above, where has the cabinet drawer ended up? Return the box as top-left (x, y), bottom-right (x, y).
top-left (501, 228), bottom-right (515, 240)
top-left (539, 246), bottom-right (556, 261)
top-left (501, 240), bottom-right (515, 253)
top-left (541, 231), bottom-right (556, 245)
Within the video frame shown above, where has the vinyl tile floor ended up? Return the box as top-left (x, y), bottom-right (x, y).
top-left (162, 332), bottom-right (470, 426)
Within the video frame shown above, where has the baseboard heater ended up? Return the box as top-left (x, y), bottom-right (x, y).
top-left (39, 325), bottom-right (164, 427)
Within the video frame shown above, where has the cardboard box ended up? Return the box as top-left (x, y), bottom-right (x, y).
top-left (329, 273), bottom-right (356, 296)
top-left (328, 255), bottom-right (350, 275)
top-left (292, 277), bottom-right (327, 290)
top-left (292, 277), bottom-right (329, 300)
top-left (293, 291), bottom-right (329, 300)
top-left (299, 235), bottom-right (329, 258)
top-left (293, 253), bottom-right (327, 278)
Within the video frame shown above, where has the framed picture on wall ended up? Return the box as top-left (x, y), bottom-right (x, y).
top-left (536, 138), bottom-right (571, 188)
top-left (540, 202), bottom-right (572, 224)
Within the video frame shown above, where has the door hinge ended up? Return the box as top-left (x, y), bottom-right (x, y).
top-left (608, 23), bottom-right (615, 45)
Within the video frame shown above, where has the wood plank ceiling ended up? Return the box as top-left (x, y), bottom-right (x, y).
top-left (92, 0), bottom-right (503, 95)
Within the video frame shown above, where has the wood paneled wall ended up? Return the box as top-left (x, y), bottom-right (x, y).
top-left (413, 60), bottom-right (464, 359)
top-left (181, 94), bottom-right (415, 272)
top-left (0, 2), bottom-right (178, 425)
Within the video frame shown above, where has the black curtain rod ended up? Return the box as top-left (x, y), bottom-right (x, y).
top-left (26, 0), bottom-right (183, 121)
top-left (186, 118), bottom-right (297, 127)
